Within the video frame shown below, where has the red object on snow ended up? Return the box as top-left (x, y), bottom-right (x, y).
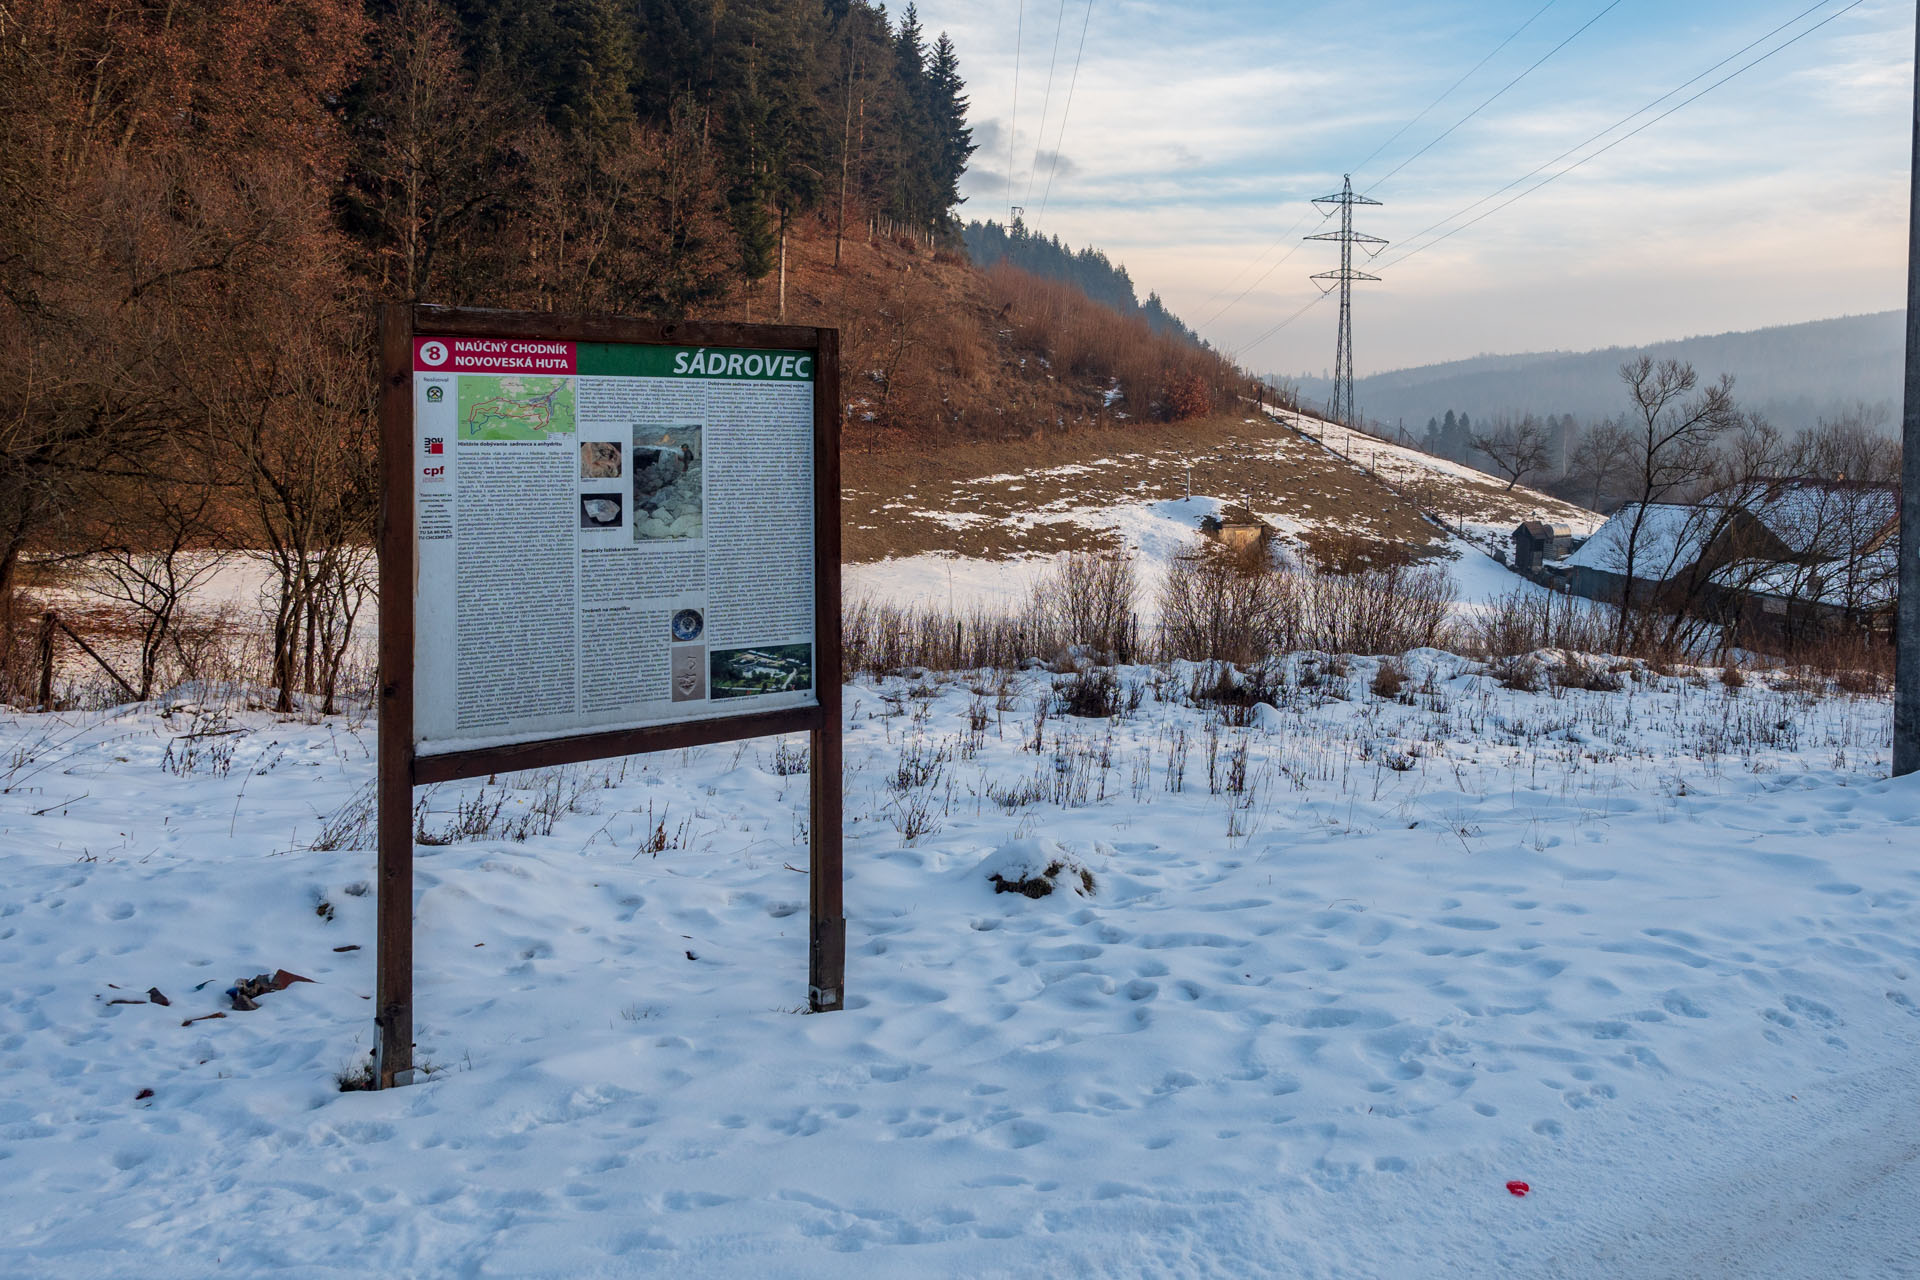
top-left (1506, 1181), bottom-right (1530, 1197)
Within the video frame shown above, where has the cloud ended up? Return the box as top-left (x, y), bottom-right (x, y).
top-left (1031, 149), bottom-right (1077, 181)
top-left (919, 0), bottom-right (1914, 371)
top-left (969, 117), bottom-right (1008, 157)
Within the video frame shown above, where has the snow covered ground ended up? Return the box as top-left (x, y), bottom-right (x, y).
top-left (4, 657), bottom-right (1918, 1276)
top-left (846, 498), bottom-right (1542, 624)
top-left (846, 496), bottom-right (1260, 617)
top-left (1261, 405), bottom-right (1605, 556)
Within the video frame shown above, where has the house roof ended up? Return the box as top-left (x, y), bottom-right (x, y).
top-left (1735, 480), bottom-right (1897, 558)
top-left (1561, 503), bottom-right (1715, 581)
top-left (1709, 545), bottom-right (1900, 609)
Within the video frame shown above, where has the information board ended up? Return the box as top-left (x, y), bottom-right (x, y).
top-left (408, 335), bottom-right (820, 756)
top-left (374, 305), bottom-right (844, 1090)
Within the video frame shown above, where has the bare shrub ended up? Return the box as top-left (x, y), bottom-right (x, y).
top-left (1029, 550), bottom-right (1138, 660)
top-left (1552, 656), bottom-right (1625, 693)
top-left (1778, 632), bottom-right (1894, 695)
top-left (1303, 563), bottom-right (1455, 655)
top-left (1158, 542), bottom-right (1301, 664)
top-left (842, 597), bottom-right (1042, 678)
top-left (1489, 654), bottom-right (1543, 692)
top-left (1467, 589), bottom-right (1617, 658)
top-left (1052, 669), bottom-right (1142, 719)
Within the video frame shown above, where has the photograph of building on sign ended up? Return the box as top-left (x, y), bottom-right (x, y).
top-left (710, 643), bottom-right (813, 699)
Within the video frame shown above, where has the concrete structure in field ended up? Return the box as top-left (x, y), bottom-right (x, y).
top-left (1200, 505), bottom-right (1273, 553)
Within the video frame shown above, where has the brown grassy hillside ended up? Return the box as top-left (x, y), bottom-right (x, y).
top-left (729, 219), bottom-right (1258, 453)
top-left (840, 412), bottom-right (1452, 569)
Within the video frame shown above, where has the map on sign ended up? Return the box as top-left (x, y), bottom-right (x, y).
top-left (457, 375), bottom-right (577, 440)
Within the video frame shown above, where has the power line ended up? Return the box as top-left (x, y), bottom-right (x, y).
top-left (1377, 0), bottom-right (1868, 273)
top-left (1203, 0), bottom-right (1597, 333)
top-left (1383, 0), bottom-right (1845, 268)
top-left (1192, 206), bottom-right (1324, 317)
top-left (1007, 0), bottom-right (1024, 222)
top-left (1234, 0), bottom-right (1870, 365)
top-left (1195, 208), bottom-right (1332, 329)
top-left (1230, 290), bottom-right (1333, 366)
top-left (1349, 0), bottom-right (1560, 180)
top-left (1361, 0), bottom-right (1625, 198)
top-left (1035, 0), bottom-right (1095, 225)
top-left (1307, 177), bottom-right (1386, 426)
top-left (1024, 0), bottom-right (1071, 210)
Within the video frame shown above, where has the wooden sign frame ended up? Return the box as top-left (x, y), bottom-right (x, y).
top-left (373, 303), bottom-right (844, 1089)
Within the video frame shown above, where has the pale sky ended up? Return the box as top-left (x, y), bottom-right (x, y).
top-left (910, 0), bottom-right (1914, 377)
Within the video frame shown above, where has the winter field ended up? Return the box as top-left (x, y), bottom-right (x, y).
top-left (4, 653), bottom-right (1919, 1277)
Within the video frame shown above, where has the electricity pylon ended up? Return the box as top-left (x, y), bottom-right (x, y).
top-left (1308, 176), bottom-right (1385, 428)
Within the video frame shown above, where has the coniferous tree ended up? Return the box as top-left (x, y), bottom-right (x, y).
top-left (925, 32), bottom-right (975, 223)
top-left (887, 5), bottom-right (933, 229)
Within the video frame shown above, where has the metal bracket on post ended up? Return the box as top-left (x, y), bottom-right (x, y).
top-left (809, 916), bottom-right (846, 1012)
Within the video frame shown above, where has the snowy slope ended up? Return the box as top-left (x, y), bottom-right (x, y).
top-left (2, 662), bottom-right (1917, 1277)
top-left (1259, 403), bottom-right (1604, 556)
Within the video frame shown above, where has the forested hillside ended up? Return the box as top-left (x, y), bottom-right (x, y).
top-left (344, 0), bottom-right (975, 309)
top-left (0, 0), bottom-right (1250, 707)
top-left (963, 219), bottom-right (1204, 346)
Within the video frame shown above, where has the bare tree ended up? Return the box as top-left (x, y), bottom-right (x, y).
top-left (71, 456), bottom-right (231, 701)
top-left (343, 0), bottom-right (521, 304)
top-left (1470, 414), bottom-right (1553, 491)
top-left (1608, 358), bottom-right (1741, 649)
top-left (1797, 403), bottom-right (1900, 482)
top-left (1651, 415), bottom-right (1788, 656)
top-left (1567, 420), bottom-right (1634, 511)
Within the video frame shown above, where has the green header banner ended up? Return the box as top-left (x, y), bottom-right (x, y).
top-left (578, 343), bottom-right (816, 382)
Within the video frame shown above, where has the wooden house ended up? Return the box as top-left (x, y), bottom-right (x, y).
top-left (1511, 521), bottom-right (1574, 575)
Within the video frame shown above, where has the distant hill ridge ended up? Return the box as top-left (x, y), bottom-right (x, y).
top-left (1278, 311), bottom-right (1903, 432)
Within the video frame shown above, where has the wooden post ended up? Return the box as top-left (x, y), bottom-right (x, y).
top-left (809, 326), bottom-right (846, 1012)
top-left (1896, 0), bottom-right (1920, 776)
top-left (374, 305), bottom-right (417, 1088)
top-left (36, 610), bottom-right (55, 710)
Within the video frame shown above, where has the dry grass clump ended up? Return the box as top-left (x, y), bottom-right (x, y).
top-left (846, 539), bottom-right (1459, 682)
top-left (842, 598), bottom-right (1040, 679)
top-left (1160, 540), bottom-right (1454, 662)
top-left (1370, 658), bottom-right (1409, 700)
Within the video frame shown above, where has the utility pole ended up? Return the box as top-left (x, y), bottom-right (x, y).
top-left (1309, 176), bottom-right (1385, 428)
top-left (1896, 0), bottom-right (1920, 777)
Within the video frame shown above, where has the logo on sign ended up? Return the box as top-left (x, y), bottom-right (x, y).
top-left (425, 384), bottom-right (444, 402)
top-left (425, 437), bottom-right (444, 454)
top-left (419, 340), bottom-right (449, 367)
